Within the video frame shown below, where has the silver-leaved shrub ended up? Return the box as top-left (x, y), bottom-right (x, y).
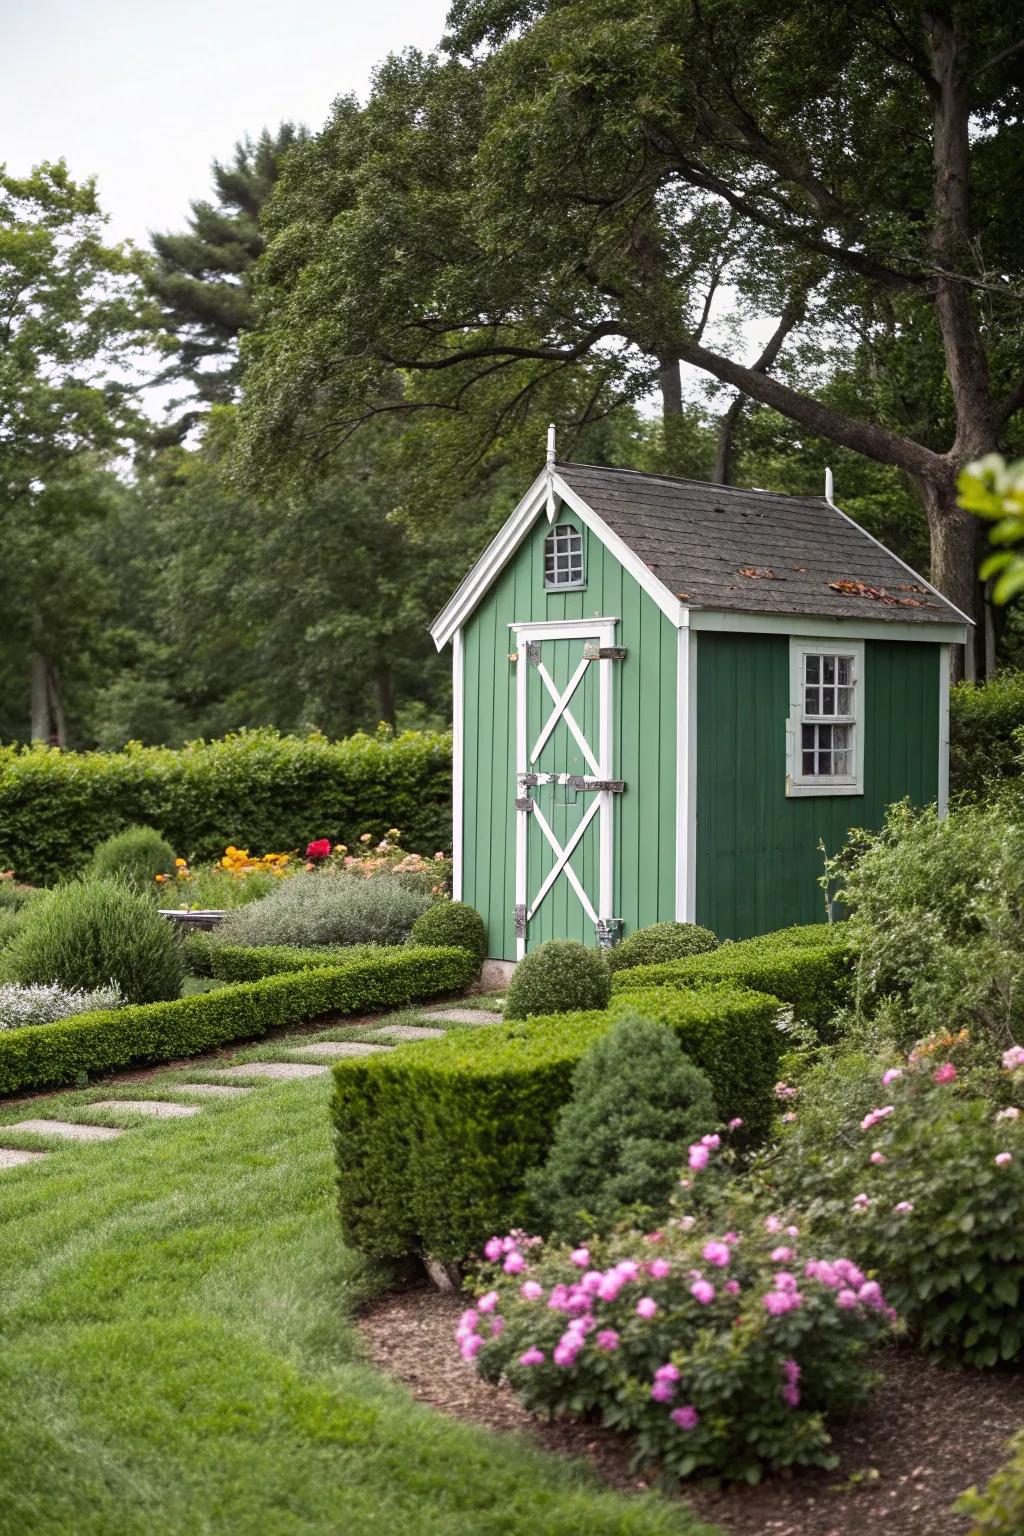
top-left (0, 980), bottom-right (125, 1031)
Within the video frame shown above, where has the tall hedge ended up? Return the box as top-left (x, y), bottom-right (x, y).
top-left (949, 670), bottom-right (1024, 798)
top-left (0, 727), bottom-right (452, 885)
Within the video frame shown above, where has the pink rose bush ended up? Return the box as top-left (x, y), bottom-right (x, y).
top-left (457, 1206), bottom-right (895, 1482)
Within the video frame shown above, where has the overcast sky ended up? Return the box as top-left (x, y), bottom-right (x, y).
top-left (2, 0), bottom-right (451, 245)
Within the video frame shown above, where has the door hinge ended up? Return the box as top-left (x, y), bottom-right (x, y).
top-left (566, 775), bottom-right (625, 793)
top-left (526, 641), bottom-right (541, 666)
top-left (514, 903), bottom-right (527, 938)
top-left (514, 797), bottom-right (534, 813)
top-left (596, 918), bottom-right (623, 949)
top-left (583, 644), bottom-right (626, 661)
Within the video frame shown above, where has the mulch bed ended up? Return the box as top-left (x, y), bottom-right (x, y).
top-left (357, 1286), bottom-right (1024, 1536)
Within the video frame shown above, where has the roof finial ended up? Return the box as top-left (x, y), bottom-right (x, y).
top-left (546, 423), bottom-right (556, 467)
top-left (824, 466), bottom-right (835, 507)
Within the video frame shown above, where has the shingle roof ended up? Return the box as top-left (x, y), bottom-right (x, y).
top-left (557, 462), bottom-right (967, 626)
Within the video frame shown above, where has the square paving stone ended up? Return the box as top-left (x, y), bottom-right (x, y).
top-left (288, 1040), bottom-right (392, 1057)
top-left (374, 1024), bottom-right (445, 1041)
top-left (212, 1061), bottom-right (332, 1080)
top-left (8, 1119), bottom-right (123, 1142)
top-left (419, 1008), bottom-right (502, 1025)
top-left (0, 1148), bottom-right (47, 1169)
top-left (89, 1100), bottom-right (200, 1119)
top-left (171, 1083), bottom-right (251, 1098)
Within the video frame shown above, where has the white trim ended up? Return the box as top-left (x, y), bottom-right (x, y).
top-left (515, 634), bottom-right (528, 960)
top-left (529, 797), bottom-right (601, 925)
top-left (938, 642), bottom-right (951, 817)
top-left (451, 628), bottom-right (464, 900)
top-left (533, 658), bottom-right (599, 773)
top-left (430, 471), bottom-right (549, 650)
top-left (785, 638), bottom-right (865, 797)
top-left (551, 472), bottom-right (685, 628)
top-left (510, 617), bottom-right (619, 639)
top-left (675, 627), bottom-right (698, 921)
top-left (687, 609), bottom-right (968, 645)
top-left (598, 632), bottom-right (614, 925)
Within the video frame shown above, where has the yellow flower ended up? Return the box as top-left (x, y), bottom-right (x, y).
top-left (175, 857), bottom-right (187, 868)
top-left (387, 828), bottom-right (401, 840)
top-left (359, 833), bottom-right (372, 844)
top-left (154, 873), bottom-right (167, 883)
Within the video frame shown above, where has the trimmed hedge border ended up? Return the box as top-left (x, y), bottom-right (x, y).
top-left (0, 945), bottom-right (475, 1096)
top-left (331, 982), bottom-right (783, 1264)
top-left (610, 925), bottom-right (852, 1034)
top-left (197, 942), bottom-right (386, 983)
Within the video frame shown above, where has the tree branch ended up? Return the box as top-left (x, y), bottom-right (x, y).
top-left (713, 295), bottom-right (805, 483)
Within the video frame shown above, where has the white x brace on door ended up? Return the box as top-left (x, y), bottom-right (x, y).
top-left (512, 618), bottom-right (622, 958)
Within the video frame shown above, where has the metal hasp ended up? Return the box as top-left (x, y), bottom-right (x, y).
top-left (583, 643), bottom-right (627, 661)
top-left (566, 775), bottom-right (624, 793)
top-left (514, 903), bottom-right (528, 938)
top-left (595, 918), bottom-right (623, 949)
top-left (514, 796), bottom-right (534, 813)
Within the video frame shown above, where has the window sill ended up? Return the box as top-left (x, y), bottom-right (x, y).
top-left (786, 778), bottom-right (864, 798)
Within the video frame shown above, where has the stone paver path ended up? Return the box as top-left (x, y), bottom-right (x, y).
top-left (9, 1119), bottom-right (123, 1142)
top-left (90, 1100), bottom-right (200, 1119)
top-left (212, 1061), bottom-right (332, 1081)
top-left (375, 1024), bottom-right (445, 1042)
top-left (172, 1083), bottom-right (251, 1098)
top-left (0, 1148), bottom-right (47, 1169)
top-left (420, 1008), bottom-right (501, 1025)
top-left (289, 1041), bottom-right (392, 1058)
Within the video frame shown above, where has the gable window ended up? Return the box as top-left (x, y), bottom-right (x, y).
top-left (544, 522), bottom-right (585, 590)
top-left (786, 639), bottom-right (864, 796)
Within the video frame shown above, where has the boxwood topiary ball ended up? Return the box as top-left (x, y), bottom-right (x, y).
top-left (606, 920), bottom-right (719, 974)
top-left (504, 939), bottom-right (610, 1020)
top-left (409, 900), bottom-right (488, 965)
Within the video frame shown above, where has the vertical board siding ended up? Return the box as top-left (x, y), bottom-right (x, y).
top-left (461, 510), bottom-right (677, 959)
top-left (695, 632), bottom-right (941, 939)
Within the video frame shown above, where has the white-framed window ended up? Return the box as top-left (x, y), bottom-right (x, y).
top-left (544, 521), bottom-right (585, 589)
top-left (786, 638), bottom-right (865, 796)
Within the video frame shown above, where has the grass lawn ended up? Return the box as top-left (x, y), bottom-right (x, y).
top-left (0, 1072), bottom-right (717, 1536)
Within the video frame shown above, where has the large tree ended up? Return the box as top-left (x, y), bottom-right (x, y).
top-left (241, 1), bottom-right (1024, 677)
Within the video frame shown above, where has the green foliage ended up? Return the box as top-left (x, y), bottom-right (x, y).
top-left (86, 824), bottom-right (177, 889)
top-left (409, 901), bottom-right (488, 965)
top-left (2, 878), bottom-right (183, 1005)
top-left (0, 728), bottom-right (451, 885)
top-left (959, 455), bottom-right (1024, 606)
top-left (957, 1431), bottom-right (1024, 1535)
top-left (0, 881), bottom-right (41, 912)
top-left (950, 671), bottom-right (1024, 796)
top-left (331, 983), bottom-right (780, 1261)
top-left (504, 940), bottom-right (611, 1020)
top-left (768, 1040), bottom-right (1024, 1368)
top-left (200, 941), bottom-right (384, 982)
top-left (831, 799), bottom-right (1024, 1045)
top-left (213, 871), bottom-right (433, 949)
top-left (612, 924), bottom-right (852, 1035)
top-left (0, 910), bottom-right (23, 949)
top-left (0, 945), bottom-right (475, 1095)
top-left (526, 1013), bottom-right (717, 1236)
top-left (469, 1214), bottom-right (893, 1484)
top-left (606, 922), bottom-right (718, 975)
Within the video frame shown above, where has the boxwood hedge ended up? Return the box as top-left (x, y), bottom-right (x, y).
top-left (0, 727), bottom-right (451, 886)
top-left (0, 945), bottom-right (474, 1095)
top-left (331, 982), bottom-right (783, 1263)
top-left (194, 941), bottom-right (386, 983)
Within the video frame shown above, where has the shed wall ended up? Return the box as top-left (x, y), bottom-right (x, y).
top-left (461, 509), bottom-right (678, 959)
top-left (694, 631), bottom-right (941, 938)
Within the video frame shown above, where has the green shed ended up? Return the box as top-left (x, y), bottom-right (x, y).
top-left (430, 437), bottom-right (970, 961)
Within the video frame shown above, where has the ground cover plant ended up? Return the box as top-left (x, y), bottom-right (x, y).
top-left (0, 980), bottom-right (124, 1031)
top-left (0, 1077), bottom-right (710, 1536)
top-left (1, 877), bottom-right (184, 1004)
top-left (504, 939), bottom-right (612, 1020)
top-left (957, 1427), bottom-right (1024, 1535)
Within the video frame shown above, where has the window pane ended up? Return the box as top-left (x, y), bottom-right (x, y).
top-left (837, 657), bottom-right (851, 685)
top-left (818, 724), bottom-right (832, 749)
top-left (822, 686), bottom-right (835, 714)
top-left (802, 750), bottom-right (816, 775)
top-left (805, 655), bottom-right (820, 683)
top-left (817, 749), bottom-right (833, 775)
top-left (805, 686), bottom-right (818, 715)
top-left (837, 686), bottom-right (852, 715)
top-left (833, 724), bottom-right (850, 750)
top-left (833, 750), bottom-right (850, 776)
top-left (801, 724), bottom-right (815, 750)
top-left (823, 656), bottom-right (836, 684)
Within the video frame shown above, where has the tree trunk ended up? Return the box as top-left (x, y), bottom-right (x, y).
top-left (917, 473), bottom-right (987, 681)
top-left (48, 665), bottom-right (67, 748)
top-left (375, 664), bottom-right (395, 727)
top-left (658, 355), bottom-right (683, 420)
top-left (30, 654), bottom-right (49, 743)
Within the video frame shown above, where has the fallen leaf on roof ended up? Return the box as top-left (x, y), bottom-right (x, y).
top-left (738, 566), bottom-right (779, 580)
top-left (791, 566), bottom-right (808, 572)
top-left (828, 578), bottom-right (933, 610)
top-left (895, 582), bottom-right (930, 594)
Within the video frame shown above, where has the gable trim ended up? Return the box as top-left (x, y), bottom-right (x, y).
top-left (551, 472), bottom-right (685, 627)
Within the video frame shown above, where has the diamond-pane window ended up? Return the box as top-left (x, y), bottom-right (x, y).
top-left (544, 523), bottom-right (585, 589)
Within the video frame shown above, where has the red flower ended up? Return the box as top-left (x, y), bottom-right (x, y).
top-left (306, 839), bottom-right (332, 860)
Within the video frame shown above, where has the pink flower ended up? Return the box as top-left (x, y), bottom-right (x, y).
top-left (998, 1106), bottom-right (1021, 1120)
top-left (459, 1333), bottom-right (483, 1361)
top-left (723, 1231), bottom-right (741, 1245)
top-left (581, 1270), bottom-right (604, 1295)
top-left (836, 1288), bottom-right (859, 1310)
top-left (782, 1357), bottom-right (801, 1386)
top-left (702, 1241), bottom-right (731, 1268)
top-left (1002, 1046), bottom-right (1024, 1072)
top-left (996, 1152), bottom-right (1014, 1167)
top-left (477, 1291), bottom-right (499, 1314)
top-left (518, 1347), bottom-right (545, 1366)
top-left (763, 1289), bottom-right (800, 1316)
top-left (483, 1237), bottom-right (503, 1262)
top-left (933, 1063), bottom-right (958, 1085)
top-left (553, 1341), bottom-right (580, 1367)
top-left (869, 1150), bottom-right (887, 1166)
top-left (655, 1362), bottom-right (681, 1383)
top-left (520, 1280), bottom-right (543, 1301)
top-left (858, 1280), bottom-right (884, 1309)
top-left (648, 1258), bottom-right (671, 1280)
top-left (894, 1201), bottom-right (914, 1214)
top-left (785, 1225), bottom-right (800, 1237)
top-left (728, 1117), bottom-right (744, 1130)
top-left (677, 1215), bottom-right (696, 1231)
top-left (615, 1260), bottom-right (640, 1281)
top-left (503, 1251), bottom-right (526, 1274)
top-left (643, 1230), bottom-right (664, 1244)
top-left (770, 1246), bottom-right (793, 1264)
top-left (690, 1279), bottom-right (716, 1305)
top-left (688, 1143), bottom-right (710, 1171)
top-left (724, 1279), bottom-right (741, 1296)
top-left (700, 1133), bottom-right (721, 1150)
top-left (852, 1193), bottom-right (872, 1211)
top-left (490, 1316), bottom-right (504, 1337)
top-left (775, 1082), bottom-right (797, 1101)
top-left (671, 1405), bottom-right (699, 1430)
top-left (781, 1112), bottom-right (797, 1124)
top-left (636, 1296), bottom-right (658, 1319)
top-left (457, 1308), bottom-right (478, 1335)
top-left (781, 1383), bottom-right (801, 1407)
top-left (597, 1273), bottom-right (624, 1303)
top-left (773, 1271), bottom-right (799, 1292)
top-left (651, 1378), bottom-right (676, 1403)
top-left (860, 1105), bottom-right (895, 1132)
top-left (764, 1216), bottom-right (783, 1234)
top-left (595, 1329), bottom-right (620, 1352)
top-left (570, 1246), bottom-right (590, 1268)
top-left (882, 1067), bottom-right (903, 1085)
top-left (834, 1260), bottom-right (865, 1287)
